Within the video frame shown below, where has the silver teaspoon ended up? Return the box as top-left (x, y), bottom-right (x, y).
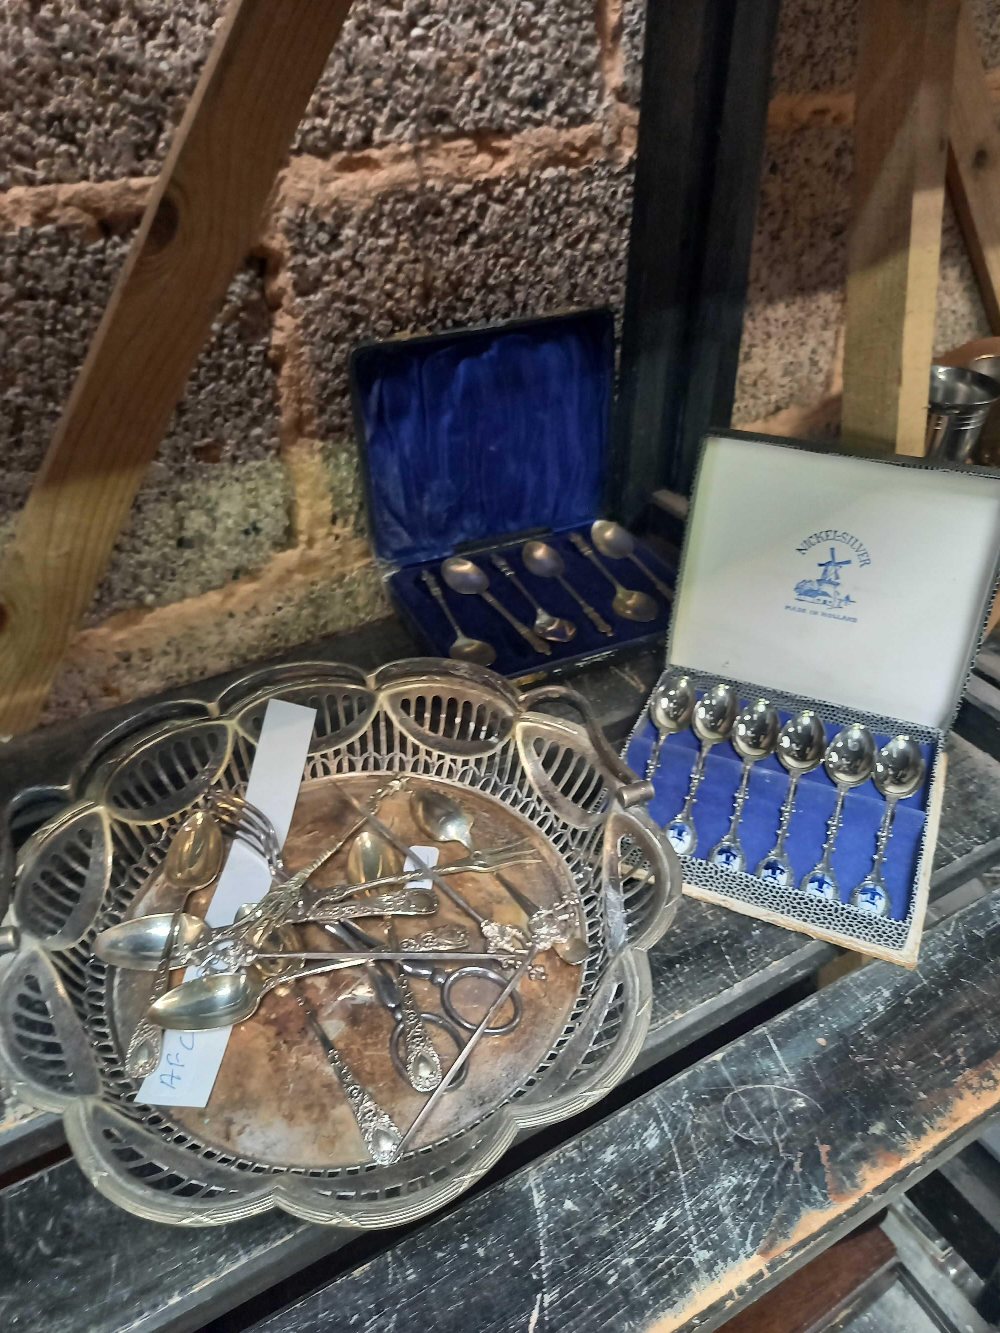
top-left (590, 520), bottom-right (674, 601)
top-left (709, 700), bottom-right (779, 873)
top-left (420, 569), bottom-right (496, 667)
top-left (800, 724), bottom-right (875, 901)
top-left (665, 683), bottom-right (738, 855)
top-left (567, 531), bottom-right (658, 622)
top-left (521, 540), bottom-right (613, 636)
top-left (490, 553), bottom-right (576, 642)
top-left (645, 674), bottom-right (695, 780)
top-left (850, 736), bottom-right (925, 917)
top-left (756, 711), bottom-right (826, 886)
top-left (442, 556), bottom-right (551, 656)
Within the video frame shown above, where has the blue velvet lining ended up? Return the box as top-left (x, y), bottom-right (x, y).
top-left (391, 526), bottom-right (675, 676)
top-left (625, 692), bottom-right (933, 922)
top-left (353, 311), bottom-right (614, 565)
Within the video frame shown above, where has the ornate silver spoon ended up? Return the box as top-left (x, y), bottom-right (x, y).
top-left (756, 711), bottom-right (826, 886)
top-left (420, 569), bottom-right (496, 667)
top-left (567, 531), bottom-right (658, 622)
top-left (665, 683), bottom-right (739, 855)
top-left (645, 674), bottom-right (695, 780)
top-left (490, 553), bottom-right (576, 643)
top-left (709, 700), bottom-right (779, 873)
top-left (590, 520), bottom-right (674, 601)
top-left (521, 540), bottom-right (613, 636)
top-left (800, 724), bottom-right (876, 900)
top-left (850, 735), bottom-right (925, 917)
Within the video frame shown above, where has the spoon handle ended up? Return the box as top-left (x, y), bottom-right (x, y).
top-left (724, 760), bottom-right (754, 842)
top-left (868, 797), bottom-right (899, 884)
top-left (491, 554), bottom-right (544, 613)
top-left (678, 741), bottom-right (711, 824)
top-left (816, 787), bottom-right (847, 872)
top-left (421, 570), bottom-right (465, 638)
top-left (480, 590), bottom-right (551, 655)
top-left (556, 575), bottom-right (613, 635)
top-left (568, 532), bottom-right (624, 593)
top-left (646, 730), bottom-right (667, 781)
top-left (627, 552), bottom-right (674, 602)
top-left (772, 772), bottom-right (801, 857)
top-left (124, 913), bottom-right (182, 1079)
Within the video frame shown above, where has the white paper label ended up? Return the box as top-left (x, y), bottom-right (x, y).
top-left (138, 698), bottom-right (316, 1107)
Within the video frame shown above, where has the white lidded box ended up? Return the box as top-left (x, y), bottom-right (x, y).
top-left (625, 430), bottom-right (1000, 965)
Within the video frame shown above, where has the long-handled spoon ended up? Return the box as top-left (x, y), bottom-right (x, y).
top-left (420, 569), bottom-right (496, 667)
top-left (850, 736), bottom-right (925, 917)
top-left (756, 711), bottom-right (826, 886)
top-left (410, 788), bottom-right (588, 965)
top-left (489, 553), bottom-right (576, 643)
top-left (590, 520), bottom-right (674, 601)
top-left (123, 809), bottom-right (224, 1078)
top-left (645, 675), bottom-right (695, 780)
top-left (567, 531), bottom-right (658, 622)
top-left (441, 557), bottom-right (551, 656)
top-left (800, 724), bottom-right (876, 900)
top-left (665, 683), bottom-right (739, 855)
top-left (709, 700), bottom-right (779, 873)
top-left (521, 540), bottom-right (613, 636)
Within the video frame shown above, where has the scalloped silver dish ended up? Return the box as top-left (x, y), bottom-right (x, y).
top-left (0, 658), bottom-right (680, 1228)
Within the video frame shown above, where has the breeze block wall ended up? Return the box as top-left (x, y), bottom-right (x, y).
top-left (0, 0), bottom-right (996, 724)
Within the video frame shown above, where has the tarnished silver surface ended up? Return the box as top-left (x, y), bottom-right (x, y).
top-left (0, 659), bottom-right (679, 1229)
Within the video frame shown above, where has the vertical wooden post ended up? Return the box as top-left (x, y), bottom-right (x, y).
top-left (841, 0), bottom-right (960, 456)
top-left (0, 0), bottom-right (353, 735)
top-left (948, 2), bottom-right (1000, 334)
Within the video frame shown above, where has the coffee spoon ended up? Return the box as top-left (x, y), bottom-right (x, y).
top-left (709, 700), bottom-right (779, 873)
top-left (800, 724), bottom-right (876, 900)
top-left (490, 553), bottom-right (576, 643)
top-left (441, 557), bottom-right (551, 655)
top-left (567, 532), bottom-right (658, 622)
top-left (590, 520), bottom-right (674, 601)
top-left (645, 674), bottom-right (695, 780)
top-left (665, 683), bottom-right (738, 855)
top-left (850, 735), bottom-right (925, 917)
top-left (521, 541), bottom-right (613, 636)
top-left (420, 570), bottom-right (496, 667)
top-left (756, 711), bottom-right (826, 886)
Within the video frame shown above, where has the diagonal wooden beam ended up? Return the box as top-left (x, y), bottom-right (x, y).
top-left (0, 0), bottom-right (354, 734)
top-left (841, 0), bottom-right (960, 456)
top-left (948, 1), bottom-right (1000, 335)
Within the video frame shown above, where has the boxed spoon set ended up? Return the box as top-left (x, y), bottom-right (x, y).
top-left (350, 309), bottom-right (675, 678)
top-left (625, 430), bottom-right (1000, 965)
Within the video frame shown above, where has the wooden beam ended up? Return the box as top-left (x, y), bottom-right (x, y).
top-left (0, 0), bottom-right (354, 734)
top-left (841, 0), bottom-right (960, 456)
top-left (948, 2), bottom-right (1000, 335)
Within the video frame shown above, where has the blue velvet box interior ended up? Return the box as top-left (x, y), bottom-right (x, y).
top-left (351, 311), bottom-right (674, 676)
top-left (625, 687), bottom-right (933, 924)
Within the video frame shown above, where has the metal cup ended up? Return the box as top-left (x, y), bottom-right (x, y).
top-left (955, 354), bottom-right (1000, 466)
top-left (926, 365), bottom-right (1000, 462)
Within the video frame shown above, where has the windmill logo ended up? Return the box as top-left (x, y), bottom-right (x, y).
top-left (793, 545), bottom-right (855, 610)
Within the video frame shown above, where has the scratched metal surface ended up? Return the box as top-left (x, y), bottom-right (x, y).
top-left (245, 890), bottom-right (1000, 1333)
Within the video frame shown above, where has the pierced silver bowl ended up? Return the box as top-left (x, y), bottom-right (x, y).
top-left (0, 659), bottom-right (680, 1228)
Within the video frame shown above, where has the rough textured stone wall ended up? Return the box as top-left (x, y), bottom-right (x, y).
top-left (0, 0), bottom-right (996, 724)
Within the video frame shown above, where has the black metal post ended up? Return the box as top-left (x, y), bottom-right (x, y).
top-left (611, 0), bottom-right (780, 521)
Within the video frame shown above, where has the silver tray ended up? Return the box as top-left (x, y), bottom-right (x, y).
top-left (0, 659), bottom-right (680, 1228)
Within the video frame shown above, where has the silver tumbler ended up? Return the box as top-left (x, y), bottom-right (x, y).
top-left (926, 365), bottom-right (1000, 462)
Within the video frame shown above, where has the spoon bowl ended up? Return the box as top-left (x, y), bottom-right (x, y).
top-left (825, 724), bottom-right (876, 789)
top-left (776, 711), bottom-right (827, 773)
top-left (692, 683), bottom-right (739, 745)
top-left (591, 520), bottom-right (635, 560)
top-left (95, 911), bottom-right (208, 971)
top-left (441, 557), bottom-right (489, 596)
top-left (164, 809), bottom-right (224, 891)
top-left (649, 675), bottom-right (696, 734)
top-left (732, 700), bottom-right (780, 762)
top-left (873, 735), bottom-right (925, 800)
top-left (347, 829), bottom-right (405, 886)
top-left (149, 969), bottom-right (260, 1030)
top-left (522, 541), bottom-right (566, 579)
